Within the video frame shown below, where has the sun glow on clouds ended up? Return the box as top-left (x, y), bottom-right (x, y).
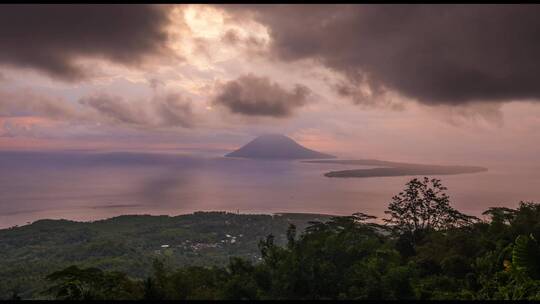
top-left (184, 5), bottom-right (225, 39)
top-left (180, 5), bottom-right (270, 67)
top-left (0, 117), bottom-right (64, 138)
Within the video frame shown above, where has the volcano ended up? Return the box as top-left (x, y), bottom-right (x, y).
top-left (225, 134), bottom-right (336, 159)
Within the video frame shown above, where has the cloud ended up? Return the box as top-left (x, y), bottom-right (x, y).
top-left (221, 29), bottom-right (267, 50)
top-left (431, 102), bottom-right (504, 128)
top-left (79, 93), bottom-right (194, 128)
top-left (213, 74), bottom-right (311, 117)
top-left (154, 93), bottom-right (194, 128)
top-left (0, 117), bottom-right (65, 138)
top-left (0, 4), bottom-right (173, 81)
top-left (333, 80), bottom-right (405, 111)
top-left (0, 91), bottom-right (82, 120)
top-left (0, 89), bottom-right (194, 130)
top-left (79, 94), bottom-right (150, 125)
top-left (220, 5), bottom-right (540, 106)
top-left (148, 78), bottom-right (164, 91)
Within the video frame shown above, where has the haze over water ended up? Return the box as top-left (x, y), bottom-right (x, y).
top-left (1, 149), bottom-right (539, 229)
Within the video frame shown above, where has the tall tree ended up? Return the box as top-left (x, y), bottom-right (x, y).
top-left (384, 177), bottom-right (477, 245)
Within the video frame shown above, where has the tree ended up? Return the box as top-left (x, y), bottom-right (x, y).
top-left (305, 212), bottom-right (378, 235)
top-left (482, 207), bottom-right (517, 225)
top-left (384, 177), bottom-right (477, 245)
top-left (143, 277), bottom-right (163, 300)
top-left (8, 290), bottom-right (21, 301)
top-left (43, 265), bottom-right (142, 300)
top-left (286, 224), bottom-right (297, 249)
top-left (512, 234), bottom-right (540, 280)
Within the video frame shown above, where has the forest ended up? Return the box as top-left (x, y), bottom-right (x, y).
top-left (4, 177), bottom-right (540, 300)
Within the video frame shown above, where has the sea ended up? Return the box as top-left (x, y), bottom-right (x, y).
top-left (1, 150), bottom-right (540, 228)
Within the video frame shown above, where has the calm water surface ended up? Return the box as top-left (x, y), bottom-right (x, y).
top-left (1, 150), bottom-right (539, 228)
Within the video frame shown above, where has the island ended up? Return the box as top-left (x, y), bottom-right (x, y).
top-left (225, 134), bottom-right (336, 159)
top-left (304, 159), bottom-right (488, 178)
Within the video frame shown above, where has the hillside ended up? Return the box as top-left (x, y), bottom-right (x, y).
top-left (0, 212), bottom-right (333, 299)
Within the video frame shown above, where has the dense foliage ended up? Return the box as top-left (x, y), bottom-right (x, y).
top-left (0, 211), bottom-right (332, 299)
top-left (4, 177), bottom-right (540, 300)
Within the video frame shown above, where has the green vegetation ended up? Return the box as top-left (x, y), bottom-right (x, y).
top-left (0, 211), bottom-right (332, 299)
top-left (3, 177), bottom-right (540, 300)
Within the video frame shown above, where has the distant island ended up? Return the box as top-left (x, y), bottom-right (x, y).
top-left (304, 159), bottom-right (488, 178)
top-left (226, 136), bottom-right (487, 177)
top-left (225, 134), bottom-right (336, 159)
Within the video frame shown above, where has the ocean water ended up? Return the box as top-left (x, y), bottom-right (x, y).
top-left (1, 150), bottom-right (539, 228)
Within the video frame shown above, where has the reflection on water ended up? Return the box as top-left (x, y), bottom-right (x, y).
top-left (1, 150), bottom-right (540, 228)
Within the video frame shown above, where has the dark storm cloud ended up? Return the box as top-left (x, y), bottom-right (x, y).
top-left (221, 5), bottom-right (540, 105)
top-left (0, 5), bottom-right (172, 81)
top-left (213, 74), bottom-right (311, 117)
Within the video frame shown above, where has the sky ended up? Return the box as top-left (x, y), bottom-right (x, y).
top-left (2, 4), bottom-right (540, 165)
